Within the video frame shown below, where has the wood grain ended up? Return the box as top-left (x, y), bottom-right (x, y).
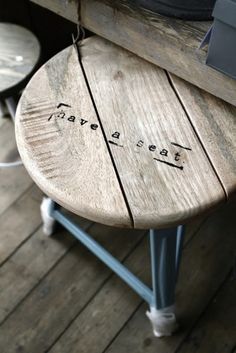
top-left (0, 122), bottom-right (33, 215)
top-left (0, 23), bottom-right (40, 97)
top-left (81, 37), bottom-right (225, 228)
top-left (0, 119), bottom-right (21, 164)
top-left (15, 45), bottom-right (131, 228)
top-left (169, 74), bottom-right (236, 199)
top-left (177, 273), bottom-right (236, 353)
top-left (0, 185), bottom-right (42, 265)
top-left (0, 217), bottom-right (202, 352)
top-left (0, 159), bottom-right (235, 353)
top-left (104, 199), bottom-right (236, 353)
top-left (50, 236), bottom-right (150, 353)
top-left (0, 215), bottom-right (91, 324)
top-left (30, 0), bottom-right (79, 23)
top-left (30, 0), bottom-right (236, 107)
top-left (0, 224), bottom-right (144, 352)
top-left (44, 199), bottom-right (236, 353)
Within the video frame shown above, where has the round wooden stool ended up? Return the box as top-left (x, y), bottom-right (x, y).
top-left (15, 36), bottom-right (236, 336)
top-left (0, 23), bottom-right (40, 167)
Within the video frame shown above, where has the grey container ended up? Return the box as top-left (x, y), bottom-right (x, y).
top-left (207, 0), bottom-right (236, 79)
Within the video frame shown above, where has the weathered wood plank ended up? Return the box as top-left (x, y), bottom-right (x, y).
top-left (102, 199), bottom-right (236, 353)
top-left (0, 184), bottom-right (43, 265)
top-left (30, 0), bottom-right (236, 107)
top-left (169, 74), bottom-right (236, 199)
top-left (0, 216), bottom-right (91, 323)
top-left (0, 120), bottom-right (33, 215)
top-left (49, 236), bottom-right (150, 353)
top-left (30, 0), bottom-right (78, 23)
top-left (15, 45), bottom-right (131, 228)
top-left (0, 119), bottom-right (20, 163)
top-left (48, 218), bottom-right (204, 353)
top-left (48, 214), bottom-right (206, 353)
top-left (81, 37), bottom-right (225, 228)
top-left (0, 213), bottom-right (202, 352)
top-left (177, 272), bottom-right (236, 353)
top-left (0, 224), bottom-right (145, 352)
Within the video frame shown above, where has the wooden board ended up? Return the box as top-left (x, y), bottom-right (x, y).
top-left (0, 121), bottom-right (33, 215)
top-left (102, 199), bottom-right (236, 353)
top-left (0, 224), bottom-right (145, 351)
top-left (20, 198), bottom-right (236, 353)
top-left (0, 215), bottom-right (91, 324)
top-left (169, 74), bottom-right (236, 199)
top-left (0, 157), bottom-right (235, 353)
top-left (0, 185), bottom-right (42, 266)
top-left (30, 0), bottom-right (236, 107)
top-left (0, 214), bottom-right (204, 352)
top-left (177, 273), bottom-right (236, 353)
top-left (81, 37), bottom-right (225, 228)
top-left (15, 45), bottom-right (131, 228)
top-left (0, 23), bottom-right (40, 97)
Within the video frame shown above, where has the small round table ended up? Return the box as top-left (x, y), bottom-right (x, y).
top-left (0, 23), bottom-right (40, 166)
top-left (15, 36), bottom-right (235, 337)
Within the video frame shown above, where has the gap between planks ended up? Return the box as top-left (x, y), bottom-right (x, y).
top-left (175, 269), bottom-right (236, 353)
top-left (99, 199), bottom-right (236, 353)
top-left (0, 210), bottom-right (205, 352)
top-left (75, 42), bottom-right (135, 228)
top-left (166, 72), bottom-right (228, 201)
top-left (0, 184), bottom-right (43, 267)
top-left (0, 216), bottom-right (93, 326)
top-left (0, 118), bottom-right (33, 216)
top-left (0, 224), bottom-right (146, 352)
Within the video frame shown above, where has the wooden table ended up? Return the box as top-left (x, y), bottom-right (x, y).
top-left (15, 36), bottom-right (236, 337)
top-left (30, 0), bottom-right (236, 107)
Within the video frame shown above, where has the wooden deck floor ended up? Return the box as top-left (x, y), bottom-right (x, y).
top-left (0, 117), bottom-right (236, 353)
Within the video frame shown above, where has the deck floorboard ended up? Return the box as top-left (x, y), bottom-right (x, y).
top-left (0, 117), bottom-right (235, 352)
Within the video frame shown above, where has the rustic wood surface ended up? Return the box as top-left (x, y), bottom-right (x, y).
top-left (0, 126), bottom-right (235, 352)
top-left (0, 119), bottom-right (33, 215)
top-left (81, 37), bottom-right (226, 228)
top-left (16, 37), bottom-right (230, 229)
top-left (0, 23), bottom-right (40, 97)
top-left (103, 199), bottom-right (236, 353)
top-left (0, 224), bottom-right (145, 351)
top-left (0, 118), bottom-right (21, 163)
top-left (0, 185), bottom-right (42, 266)
top-left (176, 272), bottom-right (236, 353)
top-left (1, 112), bottom-right (236, 352)
top-left (15, 44), bottom-right (131, 228)
top-left (30, 0), bottom-right (236, 107)
top-left (170, 74), bottom-right (236, 199)
top-left (50, 201), bottom-right (236, 353)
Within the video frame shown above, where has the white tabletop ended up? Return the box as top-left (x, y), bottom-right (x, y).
top-left (0, 23), bottom-right (40, 96)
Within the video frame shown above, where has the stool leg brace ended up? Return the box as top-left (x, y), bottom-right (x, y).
top-left (40, 197), bottom-right (185, 337)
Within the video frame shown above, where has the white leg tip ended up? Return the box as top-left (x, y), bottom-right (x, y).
top-left (146, 305), bottom-right (178, 338)
top-left (40, 197), bottom-right (56, 236)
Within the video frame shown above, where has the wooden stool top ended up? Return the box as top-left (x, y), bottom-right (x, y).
top-left (0, 23), bottom-right (40, 98)
top-left (15, 37), bottom-right (236, 229)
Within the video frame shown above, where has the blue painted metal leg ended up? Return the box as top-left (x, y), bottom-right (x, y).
top-left (150, 228), bottom-right (178, 309)
top-left (175, 225), bottom-right (185, 282)
top-left (43, 197), bottom-right (184, 337)
top-left (146, 226), bottom-right (184, 337)
top-left (51, 208), bottom-right (153, 304)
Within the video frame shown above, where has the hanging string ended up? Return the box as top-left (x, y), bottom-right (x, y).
top-left (72, 24), bottom-right (85, 47)
top-left (72, 0), bottom-right (85, 57)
